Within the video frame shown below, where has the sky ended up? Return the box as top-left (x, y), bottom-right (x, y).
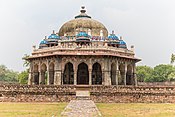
top-left (0, 0), bottom-right (175, 71)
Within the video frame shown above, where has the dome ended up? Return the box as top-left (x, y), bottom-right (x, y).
top-left (108, 32), bottom-right (119, 40)
top-left (48, 31), bottom-right (60, 39)
top-left (119, 39), bottom-right (127, 48)
top-left (76, 31), bottom-right (89, 37)
top-left (40, 40), bottom-right (48, 45)
top-left (48, 34), bottom-right (59, 39)
top-left (119, 40), bottom-right (126, 45)
top-left (76, 31), bottom-right (90, 43)
top-left (58, 6), bottom-right (108, 37)
top-left (108, 35), bottom-right (119, 40)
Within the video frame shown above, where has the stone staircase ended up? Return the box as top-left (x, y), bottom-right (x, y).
top-left (76, 86), bottom-right (90, 100)
top-left (61, 86), bottom-right (102, 116)
top-left (76, 90), bottom-right (90, 100)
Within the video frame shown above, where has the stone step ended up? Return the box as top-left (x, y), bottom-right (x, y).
top-left (76, 90), bottom-right (90, 97)
top-left (76, 96), bottom-right (90, 100)
top-left (76, 90), bottom-right (90, 100)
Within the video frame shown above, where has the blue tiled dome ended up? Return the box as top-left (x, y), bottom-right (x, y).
top-left (48, 34), bottom-right (60, 39)
top-left (119, 40), bottom-right (127, 48)
top-left (40, 40), bottom-right (48, 45)
top-left (108, 34), bottom-right (119, 40)
top-left (119, 40), bottom-right (126, 45)
top-left (76, 32), bottom-right (89, 37)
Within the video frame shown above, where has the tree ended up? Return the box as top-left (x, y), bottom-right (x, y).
top-left (168, 72), bottom-right (175, 81)
top-left (22, 54), bottom-right (30, 68)
top-left (171, 54), bottom-right (175, 64)
top-left (136, 65), bottom-right (153, 82)
top-left (5, 70), bottom-right (18, 82)
top-left (0, 65), bottom-right (7, 81)
top-left (151, 64), bottom-right (175, 82)
top-left (18, 71), bottom-right (28, 84)
top-left (0, 65), bottom-right (18, 82)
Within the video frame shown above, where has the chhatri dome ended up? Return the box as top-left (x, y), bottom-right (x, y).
top-left (58, 6), bottom-right (108, 37)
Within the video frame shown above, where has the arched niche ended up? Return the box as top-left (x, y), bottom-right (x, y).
top-left (126, 64), bottom-right (133, 85)
top-left (63, 62), bottom-right (74, 85)
top-left (33, 64), bottom-right (39, 85)
top-left (49, 62), bottom-right (55, 85)
top-left (119, 64), bottom-right (125, 85)
top-left (40, 63), bottom-right (47, 85)
top-left (92, 62), bottom-right (102, 85)
top-left (77, 62), bottom-right (89, 85)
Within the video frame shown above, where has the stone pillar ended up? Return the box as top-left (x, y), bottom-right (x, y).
top-left (54, 70), bottom-right (62, 85)
top-left (89, 70), bottom-right (92, 85)
top-left (28, 65), bottom-right (33, 85)
top-left (74, 69), bottom-right (77, 85)
top-left (103, 58), bottom-right (111, 85)
top-left (28, 71), bottom-right (32, 85)
top-left (88, 62), bottom-right (92, 85)
top-left (103, 70), bottom-right (111, 85)
top-left (124, 63), bottom-right (127, 86)
top-left (116, 61), bottom-right (119, 86)
top-left (102, 71), bottom-right (105, 85)
top-left (133, 64), bottom-right (138, 86)
top-left (54, 58), bottom-right (62, 85)
top-left (47, 61), bottom-right (50, 85)
top-left (38, 62), bottom-right (42, 85)
top-left (73, 64), bottom-right (77, 85)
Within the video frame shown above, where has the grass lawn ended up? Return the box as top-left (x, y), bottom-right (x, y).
top-left (96, 103), bottom-right (175, 117)
top-left (0, 102), bottom-right (67, 117)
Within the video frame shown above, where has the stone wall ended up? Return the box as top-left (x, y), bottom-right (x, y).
top-left (0, 85), bottom-right (76, 102)
top-left (0, 85), bottom-right (175, 103)
top-left (89, 86), bottom-right (175, 103)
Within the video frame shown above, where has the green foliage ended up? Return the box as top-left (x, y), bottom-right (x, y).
top-left (151, 64), bottom-right (175, 82)
top-left (168, 72), bottom-right (175, 81)
top-left (137, 64), bottom-right (175, 82)
top-left (0, 65), bottom-right (18, 82)
top-left (136, 65), bottom-right (153, 82)
top-left (18, 71), bottom-right (28, 84)
top-left (22, 54), bottom-right (30, 68)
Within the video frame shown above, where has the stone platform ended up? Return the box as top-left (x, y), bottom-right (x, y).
top-left (1, 85), bottom-right (175, 103)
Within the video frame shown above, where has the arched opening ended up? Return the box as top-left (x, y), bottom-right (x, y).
top-left (63, 62), bottom-right (74, 84)
top-left (33, 64), bottom-right (39, 85)
top-left (77, 62), bottom-right (89, 85)
top-left (92, 62), bottom-right (102, 85)
top-left (49, 63), bottom-right (54, 85)
top-left (40, 63), bottom-right (47, 85)
top-left (119, 64), bottom-right (125, 85)
top-left (126, 65), bottom-right (133, 85)
top-left (111, 63), bottom-right (116, 85)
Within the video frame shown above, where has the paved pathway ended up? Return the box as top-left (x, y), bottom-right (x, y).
top-left (61, 100), bottom-right (101, 117)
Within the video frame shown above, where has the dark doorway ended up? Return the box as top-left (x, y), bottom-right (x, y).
top-left (34, 64), bottom-right (39, 85)
top-left (77, 62), bottom-right (89, 85)
top-left (111, 63), bottom-right (116, 85)
top-left (126, 65), bottom-right (133, 85)
top-left (92, 62), bottom-right (102, 85)
top-left (63, 62), bottom-right (74, 84)
top-left (49, 63), bottom-right (54, 85)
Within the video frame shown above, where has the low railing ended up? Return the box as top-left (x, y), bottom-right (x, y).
top-left (31, 45), bottom-right (134, 58)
